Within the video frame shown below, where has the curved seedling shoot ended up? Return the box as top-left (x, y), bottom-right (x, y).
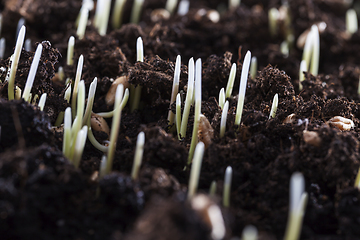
top-left (220, 101), bottom-right (229, 138)
top-left (188, 58), bottom-right (202, 164)
top-left (223, 166), bottom-right (232, 207)
top-left (22, 43), bottom-right (43, 102)
top-left (131, 131), bottom-right (145, 180)
top-left (225, 63), bottom-right (236, 98)
top-left (63, 107), bottom-right (72, 157)
top-left (98, 0), bottom-right (111, 36)
top-left (235, 50), bottom-right (251, 126)
top-left (168, 55), bottom-right (181, 126)
top-left (187, 141), bottom-right (205, 199)
top-left (38, 93), bottom-right (47, 111)
top-left (284, 172), bottom-right (308, 240)
top-left (7, 25), bottom-right (25, 100)
top-left (96, 88), bottom-right (129, 118)
top-left (269, 93), bottom-right (278, 119)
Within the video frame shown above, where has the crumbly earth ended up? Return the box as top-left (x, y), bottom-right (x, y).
top-left (1, 0), bottom-right (360, 239)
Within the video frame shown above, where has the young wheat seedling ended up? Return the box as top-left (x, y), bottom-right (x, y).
top-left (310, 25), bottom-right (320, 76)
top-left (38, 93), bottom-right (47, 111)
top-left (223, 166), bottom-right (232, 207)
top-left (14, 86), bottom-right (21, 100)
top-left (284, 172), bottom-right (308, 240)
top-left (22, 43), bottom-right (43, 102)
top-left (67, 36), bottom-right (75, 66)
top-left (235, 50), bottom-right (251, 126)
top-left (225, 63), bottom-right (237, 99)
top-left (187, 141), bottom-right (205, 199)
top-left (130, 37), bottom-right (144, 112)
top-left (7, 25), bottom-right (26, 100)
top-left (250, 56), bottom-right (257, 79)
top-left (83, 77), bottom-right (98, 125)
top-left (77, 8), bottom-right (89, 40)
top-left (218, 88), bottom-right (225, 109)
top-left (73, 125), bottom-right (88, 168)
top-left (131, 131), bottom-right (145, 180)
top-left (130, 0), bottom-right (145, 24)
top-left (346, 9), bottom-right (358, 35)
top-left (98, 0), bottom-right (111, 36)
top-left (176, 93), bottom-right (182, 140)
top-left (220, 101), bottom-right (229, 138)
top-left (269, 93), bottom-right (279, 119)
top-left (0, 38), bottom-right (5, 59)
top-left (168, 55), bottom-right (181, 126)
top-left (112, 0), bottom-right (127, 29)
top-left (71, 55), bottom-right (84, 117)
top-left (96, 88), bottom-right (129, 118)
top-left (299, 60), bottom-right (307, 90)
top-left (209, 180), bottom-right (217, 196)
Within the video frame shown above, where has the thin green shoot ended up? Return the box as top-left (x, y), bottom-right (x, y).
top-left (99, 155), bottom-right (108, 179)
top-left (176, 93), bottom-right (181, 140)
top-left (131, 131), bottom-right (145, 180)
top-left (7, 25), bottom-right (26, 100)
top-left (187, 141), bottom-right (205, 199)
top-left (38, 93), bottom-right (47, 111)
top-left (235, 50), bottom-right (251, 126)
top-left (220, 101), bottom-right (229, 138)
top-left (77, 8), bottom-right (89, 40)
top-left (25, 39), bottom-right (31, 52)
top-left (310, 25), bottom-right (319, 76)
top-left (67, 36), bottom-right (75, 65)
top-left (83, 77), bottom-right (98, 125)
top-left (64, 83), bottom-right (72, 102)
top-left (269, 93), bottom-right (279, 119)
top-left (0, 38), bottom-right (5, 59)
top-left (106, 84), bottom-right (124, 174)
top-left (177, 0), bottom-right (189, 16)
top-left (242, 225), bottom-right (258, 240)
top-left (284, 172), bottom-right (308, 240)
top-left (168, 55), bottom-right (181, 126)
top-left (14, 86), bottom-right (21, 100)
top-left (269, 8), bottom-right (279, 37)
top-left (96, 88), bottom-right (129, 118)
top-left (130, 0), bottom-right (145, 24)
top-left (218, 88), bottom-right (225, 109)
top-left (63, 107), bottom-right (72, 157)
top-left (250, 56), bottom-right (257, 79)
top-left (223, 166), bottom-right (232, 207)
top-left (188, 58), bottom-right (202, 164)
top-left (112, 0), bottom-right (127, 29)
top-left (209, 180), bottom-right (217, 196)
top-left (73, 125), bottom-right (88, 168)
top-left (71, 55), bottom-right (84, 118)
top-left (22, 43), bottom-right (43, 102)
top-left (346, 9), bottom-right (358, 35)
top-left (130, 37), bottom-right (144, 112)
top-left (180, 57), bottom-right (195, 138)
top-left (301, 26), bottom-right (314, 71)
top-left (229, 0), bottom-right (240, 10)
top-left (225, 63), bottom-right (236, 99)
top-left (98, 0), bottom-right (111, 36)
top-left (165, 0), bottom-right (178, 15)
top-left (299, 60), bottom-right (307, 91)
top-left (94, 0), bottom-right (104, 29)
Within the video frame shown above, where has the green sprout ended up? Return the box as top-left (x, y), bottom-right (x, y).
top-left (284, 172), bottom-right (308, 240)
top-left (268, 8), bottom-right (279, 37)
top-left (38, 93), bottom-right (47, 111)
top-left (180, 57), bottom-right (195, 138)
top-left (188, 58), bottom-right (202, 164)
top-left (242, 225), bottom-right (258, 240)
top-left (250, 56), bottom-right (257, 79)
top-left (95, 88), bottom-right (129, 118)
top-left (235, 50), bottom-right (251, 126)
top-left (63, 107), bottom-right (72, 157)
top-left (218, 88), bottom-right (225, 109)
top-left (225, 63), bottom-right (236, 99)
top-left (229, 0), bottom-right (240, 10)
top-left (22, 43), bottom-right (43, 102)
top-left (112, 0), bottom-right (127, 29)
top-left (99, 155), bottom-right (108, 179)
top-left (177, 0), bottom-right (189, 16)
top-left (209, 180), bottom-right (217, 197)
top-left (67, 36), bottom-right (75, 66)
top-left (223, 166), bottom-right (232, 207)
top-left (71, 55), bottom-right (84, 117)
top-left (299, 60), bottom-right (307, 90)
top-left (176, 93), bottom-right (182, 140)
top-left (165, 0), bottom-right (178, 15)
top-left (310, 25), bottom-right (319, 76)
top-left (346, 9), bottom-right (358, 35)
top-left (130, 37), bottom-right (144, 112)
top-left (7, 25), bottom-right (26, 100)
top-left (130, 0), bottom-right (144, 24)
top-left (0, 38), bottom-right (5, 59)
top-left (355, 168), bottom-right (360, 188)
top-left (168, 55), bottom-right (181, 126)
top-left (220, 100), bottom-right (229, 138)
top-left (14, 86), bottom-right (21, 100)
top-left (72, 125), bottom-right (88, 168)
top-left (83, 77), bottom-right (98, 125)
top-left (187, 141), bottom-right (205, 199)
top-left (16, 18), bottom-right (25, 38)
top-left (76, 8), bottom-right (89, 40)
top-left (58, 66), bottom-right (65, 81)
top-left (269, 93), bottom-right (278, 119)
top-left (131, 131), bottom-right (145, 180)
top-left (105, 84), bottom-right (125, 174)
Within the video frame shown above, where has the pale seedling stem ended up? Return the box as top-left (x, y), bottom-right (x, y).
top-left (235, 51), bottom-right (251, 126)
top-left (302, 26), bottom-right (314, 72)
top-left (77, 8), bottom-right (89, 40)
top-left (223, 166), bottom-right (232, 207)
top-left (218, 88), bottom-right (225, 109)
top-left (15, 86), bottom-right (22, 100)
top-left (8, 25), bottom-right (26, 100)
top-left (130, 0), bottom-right (144, 24)
top-left (346, 9), bottom-right (358, 35)
top-left (131, 131), bottom-right (145, 180)
top-left (106, 84), bottom-right (124, 174)
top-left (225, 63), bottom-right (237, 99)
top-left (177, 0), bottom-right (189, 16)
top-left (209, 180), bottom-right (217, 196)
top-left (242, 225), bottom-right (258, 240)
top-left (187, 141), bottom-right (205, 199)
top-left (83, 77), bottom-right (98, 125)
top-left (188, 58), bottom-right (202, 164)
top-left (73, 125), bottom-right (88, 168)
top-left (250, 56), bottom-right (257, 79)
top-left (38, 93), bottom-right (47, 111)
top-left (99, 155), bottom-right (108, 179)
top-left (310, 25), bottom-right (319, 76)
top-left (130, 37), bottom-right (143, 112)
top-left (168, 55), bottom-right (181, 125)
top-left (180, 57), bottom-right (195, 138)
top-left (16, 18), bottom-right (25, 39)
top-left (25, 39), bottom-right (31, 52)
top-left (269, 94), bottom-right (279, 119)
top-left (71, 55), bottom-right (84, 118)
top-left (58, 67), bottom-right (65, 81)
top-left (0, 38), bottom-right (5, 59)
top-left (112, 0), bottom-right (127, 29)
top-left (96, 88), bottom-right (129, 118)
top-left (354, 168), bottom-right (360, 188)
top-left (94, 0), bottom-right (104, 29)
top-left (165, 0), bottom-right (178, 15)
top-left (98, 0), bottom-right (111, 36)
top-left (176, 93), bottom-right (182, 140)
top-left (67, 36), bottom-right (75, 65)
top-left (299, 60), bottom-right (307, 91)
top-left (63, 107), bottom-right (72, 157)
top-left (220, 101), bottom-right (229, 138)
top-left (269, 8), bottom-right (279, 37)
top-left (22, 43), bottom-right (43, 102)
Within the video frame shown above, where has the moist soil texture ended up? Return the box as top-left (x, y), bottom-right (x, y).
top-left (1, 0), bottom-right (360, 239)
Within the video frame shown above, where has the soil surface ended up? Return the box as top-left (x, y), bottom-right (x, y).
top-left (1, 0), bottom-right (360, 239)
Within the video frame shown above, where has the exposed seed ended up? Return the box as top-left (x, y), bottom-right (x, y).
top-left (327, 116), bottom-right (354, 131)
top-left (303, 130), bottom-right (322, 147)
top-left (91, 113), bottom-right (110, 136)
top-left (106, 75), bottom-right (129, 106)
top-left (198, 114), bottom-right (214, 148)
